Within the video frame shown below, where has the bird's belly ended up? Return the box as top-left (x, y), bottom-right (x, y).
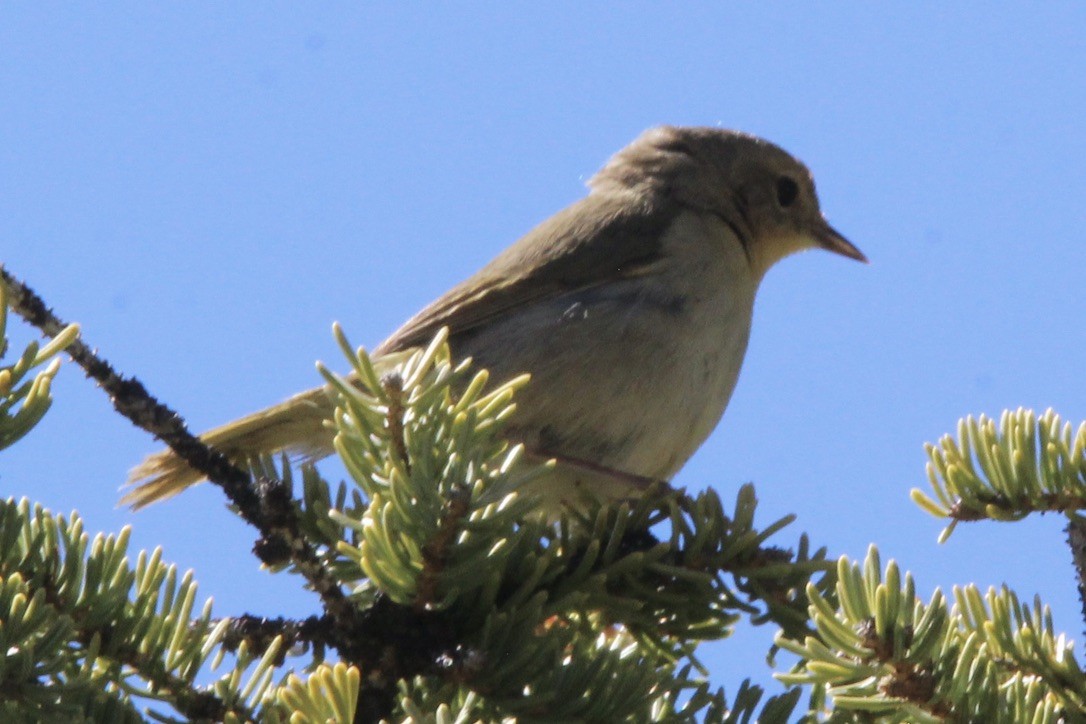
top-left (454, 277), bottom-right (753, 482)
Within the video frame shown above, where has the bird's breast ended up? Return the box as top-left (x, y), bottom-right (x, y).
top-left (455, 210), bottom-right (758, 481)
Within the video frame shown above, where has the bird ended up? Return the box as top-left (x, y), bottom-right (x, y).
top-left (123, 125), bottom-right (865, 510)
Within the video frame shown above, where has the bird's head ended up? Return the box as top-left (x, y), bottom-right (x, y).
top-left (590, 125), bottom-right (867, 279)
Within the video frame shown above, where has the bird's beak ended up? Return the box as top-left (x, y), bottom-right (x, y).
top-left (814, 220), bottom-right (867, 263)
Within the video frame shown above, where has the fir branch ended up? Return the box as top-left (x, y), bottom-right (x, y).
top-left (0, 498), bottom-right (254, 721)
top-left (778, 546), bottom-right (1086, 721)
top-left (0, 272), bottom-right (338, 604)
top-left (914, 408), bottom-right (1086, 538)
top-left (914, 408), bottom-right (1086, 634)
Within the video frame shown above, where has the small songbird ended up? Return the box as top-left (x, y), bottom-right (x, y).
top-left (124, 126), bottom-right (865, 510)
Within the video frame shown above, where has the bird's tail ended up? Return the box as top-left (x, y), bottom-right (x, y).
top-left (121, 385), bottom-right (335, 509)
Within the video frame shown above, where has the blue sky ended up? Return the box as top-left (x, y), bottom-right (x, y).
top-left (3, 4), bottom-right (1086, 706)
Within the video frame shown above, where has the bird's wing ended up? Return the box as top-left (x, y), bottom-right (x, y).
top-left (376, 192), bottom-right (680, 355)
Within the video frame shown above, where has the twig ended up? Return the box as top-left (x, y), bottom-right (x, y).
top-left (1066, 514), bottom-right (1086, 638)
top-left (381, 373), bottom-right (410, 472)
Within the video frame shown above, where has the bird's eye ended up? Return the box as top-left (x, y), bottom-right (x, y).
top-left (776, 176), bottom-right (799, 207)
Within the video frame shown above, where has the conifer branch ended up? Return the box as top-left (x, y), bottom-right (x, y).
top-left (0, 267), bottom-right (361, 634)
top-left (779, 546), bottom-right (1086, 720)
top-left (914, 407), bottom-right (1086, 632)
